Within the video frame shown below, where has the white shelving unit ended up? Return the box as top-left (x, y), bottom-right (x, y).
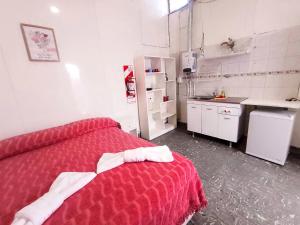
top-left (134, 56), bottom-right (177, 140)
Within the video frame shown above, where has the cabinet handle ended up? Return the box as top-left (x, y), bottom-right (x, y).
top-left (191, 107), bottom-right (197, 109)
top-left (224, 117), bottom-right (231, 120)
top-left (206, 108), bottom-right (213, 111)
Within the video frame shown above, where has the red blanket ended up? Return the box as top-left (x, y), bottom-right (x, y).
top-left (0, 118), bottom-right (207, 225)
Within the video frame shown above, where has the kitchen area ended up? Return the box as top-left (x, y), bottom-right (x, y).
top-left (171, 0), bottom-right (300, 166)
top-left (186, 93), bottom-right (300, 165)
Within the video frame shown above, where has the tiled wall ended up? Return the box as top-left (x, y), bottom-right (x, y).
top-left (180, 25), bottom-right (300, 99)
top-left (178, 26), bottom-right (300, 120)
top-left (177, 26), bottom-right (300, 147)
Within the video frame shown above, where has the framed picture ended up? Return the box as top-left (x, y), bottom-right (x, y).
top-left (20, 23), bottom-right (60, 62)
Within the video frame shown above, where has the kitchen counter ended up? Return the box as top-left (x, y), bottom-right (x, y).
top-left (188, 97), bottom-right (247, 104)
top-left (241, 98), bottom-right (300, 109)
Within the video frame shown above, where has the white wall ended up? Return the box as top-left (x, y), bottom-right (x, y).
top-left (170, 0), bottom-right (300, 147)
top-left (0, 0), bottom-right (169, 140)
top-left (190, 0), bottom-right (300, 48)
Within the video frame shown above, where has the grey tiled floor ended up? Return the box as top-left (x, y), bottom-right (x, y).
top-left (152, 124), bottom-right (300, 225)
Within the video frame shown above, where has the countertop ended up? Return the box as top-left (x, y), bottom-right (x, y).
top-left (187, 97), bottom-right (248, 104)
top-left (241, 99), bottom-right (300, 109)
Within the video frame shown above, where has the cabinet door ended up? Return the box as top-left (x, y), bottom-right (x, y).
top-left (218, 115), bottom-right (239, 142)
top-left (187, 104), bottom-right (202, 133)
top-left (201, 105), bottom-right (218, 137)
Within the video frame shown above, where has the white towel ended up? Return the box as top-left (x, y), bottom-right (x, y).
top-left (97, 145), bottom-right (173, 174)
top-left (11, 172), bottom-right (96, 225)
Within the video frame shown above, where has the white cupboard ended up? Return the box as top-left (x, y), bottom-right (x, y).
top-left (187, 100), bottom-right (245, 143)
top-left (187, 104), bottom-right (202, 133)
top-left (218, 115), bottom-right (240, 142)
top-left (201, 105), bottom-right (218, 138)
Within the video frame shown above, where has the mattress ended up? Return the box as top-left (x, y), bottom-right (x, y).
top-left (0, 118), bottom-right (207, 225)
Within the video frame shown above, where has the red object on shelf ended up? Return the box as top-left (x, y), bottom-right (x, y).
top-left (163, 96), bottom-right (169, 102)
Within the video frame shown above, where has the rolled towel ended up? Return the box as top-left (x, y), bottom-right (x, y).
top-left (11, 192), bottom-right (64, 225)
top-left (11, 172), bottom-right (96, 225)
top-left (50, 172), bottom-right (97, 199)
top-left (124, 146), bottom-right (174, 163)
top-left (97, 145), bottom-right (173, 174)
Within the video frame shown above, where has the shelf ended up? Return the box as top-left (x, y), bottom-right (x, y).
top-left (145, 72), bottom-right (165, 75)
top-left (149, 124), bottom-right (176, 140)
top-left (202, 50), bottom-right (250, 60)
top-left (135, 55), bottom-right (177, 141)
top-left (148, 109), bottom-right (160, 114)
top-left (146, 88), bottom-right (165, 94)
top-left (161, 112), bottom-right (176, 120)
top-left (161, 99), bottom-right (176, 105)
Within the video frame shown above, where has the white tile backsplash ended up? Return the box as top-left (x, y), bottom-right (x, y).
top-left (250, 76), bottom-right (266, 88)
top-left (249, 87), bottom-right (265, 99)
top-left (286, 40), bottom-right (300, 57)
top-left (284, 56), bottom-right (300, 70)
top-left (269, 30), bottom-right (289, 47)
top-left (239, 61), bottom-right (251, 73)
top-left (268, 45), bottom-right (287, 58)
top-left (263, 88), bottom-right (298, 100)
top-left (193, 25), bottom-right (300, 101)
top-left (266, 58), bottom-right (285, 71)
top-left (254, 33), bottom-right (271, 48)
top-left (250, 60), bottom-right (267, 72)
top-left (288, 26), bottom-right (300, 43)
top-left (251, 46), bottom-right (269, 60)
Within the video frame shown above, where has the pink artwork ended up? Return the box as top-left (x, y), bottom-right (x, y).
top-left (20, 23), bottom-right (60, 62)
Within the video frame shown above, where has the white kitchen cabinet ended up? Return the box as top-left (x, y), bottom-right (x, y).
top-left (218, 115), bottom-right (239, 142)
top-left (187, 104), bottom-right (202, 133)
top-left (201, 105), bottom-right (218, 137)
top-left (187, 99), bottom-right (245, 144)
top-left (217, 106), bottom-right (244, 142)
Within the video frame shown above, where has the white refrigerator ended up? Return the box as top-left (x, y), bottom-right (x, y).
top-left (246, 110), bottom-right (296, 165)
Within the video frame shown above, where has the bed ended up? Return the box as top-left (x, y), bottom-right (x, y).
top-left (0, 118), bottom-right (207, 225)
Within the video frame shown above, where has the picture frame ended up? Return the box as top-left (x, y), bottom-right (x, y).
top-left (20, 23), bottom-right (60, 62)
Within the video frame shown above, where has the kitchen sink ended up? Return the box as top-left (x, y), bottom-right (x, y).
top-left (190, 96), bottom-right (214, 100)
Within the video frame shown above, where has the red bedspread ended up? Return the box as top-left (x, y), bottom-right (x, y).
top-left (0, 118), bottom-right (207, 225)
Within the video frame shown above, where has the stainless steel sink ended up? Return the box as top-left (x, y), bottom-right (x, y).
top-left (190, 96), bottom-right (214, 100)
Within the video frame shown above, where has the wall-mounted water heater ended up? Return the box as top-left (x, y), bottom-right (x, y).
top-left (182, 51), bottom-right (197, 73)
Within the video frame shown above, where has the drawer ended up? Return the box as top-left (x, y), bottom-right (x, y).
top-left (218, 106), bottom-right (242, 116)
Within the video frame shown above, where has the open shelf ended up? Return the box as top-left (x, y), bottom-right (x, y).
top-left (149, 109), bottom-right (160, 114)
top-left (145, 72), bottom-right (165, 75)
top-left (161, 99), bottom-right (176, 105)
top-left (161, 112), bottom-right (176, 120)
top-left (203, 50), bottom-right (250, 60)
top-left (149, 124), bottom-right (176, 140)
top-left (135, 56), bottom-right (177, 140)
top-left (146, 88), bottom-right (165, 93)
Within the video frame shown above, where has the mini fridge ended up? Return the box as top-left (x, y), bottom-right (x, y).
top-left (246, 110), bottom-right (296, 165)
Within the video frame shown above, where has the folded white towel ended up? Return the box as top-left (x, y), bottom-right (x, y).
top-left (97, 145), bottom-right (173, 174)
top-left (11, 172), bottom-right (96, 225)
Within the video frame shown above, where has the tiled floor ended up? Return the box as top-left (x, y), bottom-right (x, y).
top-left (152, 124), bottom-right (300, 225)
